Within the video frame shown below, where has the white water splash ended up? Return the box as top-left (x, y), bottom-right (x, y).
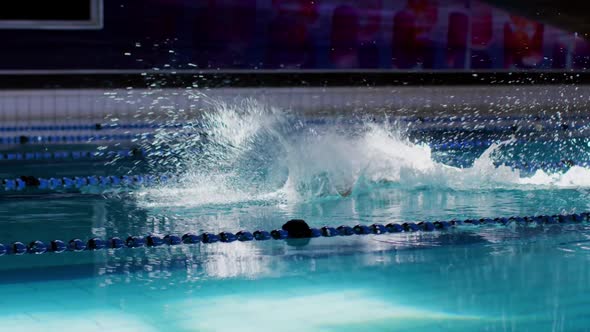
top-left (519, 166), bottom-right (590, 187)
top-left (135, 99), bottom-right (590, 208)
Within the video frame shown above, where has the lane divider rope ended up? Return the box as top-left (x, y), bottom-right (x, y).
top-left (0, 123), bottom-right (182, 132)
top-left (430, 138), bottom-right (587, 150)
top-left (0, 149), bottom-right (144, 162)
top-left (0, 133), bottom-right (581, 147)
top-left (0, 142), bottom-right (585, 174)
top-left (0, 212), bottom-right (587, 256)
top-left (0, 116), bottom-right (584, 132)
top-left (0, 134), bottom-right (154, 145)
top-left (1, 174), bottom-right (172, 191)
top-left (0, 121), bottom-right (583, 146)
top-left (1, 155), bottom-right (587, 192)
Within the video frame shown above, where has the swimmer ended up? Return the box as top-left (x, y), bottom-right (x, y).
top-left (282, 219), bottom-right (312, 247)
top-left (282, 219), bottom-right (311, 238)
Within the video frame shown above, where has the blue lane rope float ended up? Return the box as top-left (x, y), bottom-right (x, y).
top-left (0, 146), bottom-right (209, 163)
top-left (449, 158), bottom-right (588, 172)
top-left (2, 156), bottom-right (588, 193)
top-left (430, 138), bottom-right (557, 150)
top-left (0, 123), bottom-right (184, 132)
top-left (0, 141), bottom-right (484, 163)
top-left (0, 212), bottom-right (588, 257)
top-left (0, 133), bottom-right (155, 145)
top-left (0, 117), bottom-right (585, 146)
top-left (1, 174), bottom-right (173, 191)
top-left (403, 113), bottom-right (590, 125)
top-left (0, 116), bottom-right (583, 133)
top-left (0, 147), bottom-right (205, 162)
top-left (0, 143), bottom-right (586, 173)
top-left (0, 132), bottom-right (578, 147)
top-left (0, 148), bottom-right (145, 162)
top-left (0, 114), bottom-right (586, 133)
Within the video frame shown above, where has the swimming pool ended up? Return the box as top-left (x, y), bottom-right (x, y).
top-left (2, 93), bottom-right (590, 332)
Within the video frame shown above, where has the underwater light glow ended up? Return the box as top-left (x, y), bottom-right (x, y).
top-left (174, 290), bottom-right (484, 332)
top-left (0, 310), bottom-right (158, 332)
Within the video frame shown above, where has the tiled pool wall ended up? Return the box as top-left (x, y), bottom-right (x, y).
top-left (0, 86), bottom-right (588, 125)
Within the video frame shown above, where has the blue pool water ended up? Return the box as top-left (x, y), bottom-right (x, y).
top-left (2, 100), bottom-right (590, 331)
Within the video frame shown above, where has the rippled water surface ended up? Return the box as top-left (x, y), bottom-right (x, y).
top-left (2, 100), bottom-right (590, 331)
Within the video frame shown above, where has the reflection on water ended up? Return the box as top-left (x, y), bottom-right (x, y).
top-left (0, 186), bottom-right (589, 244)
top-left (1, 224), bottom-right (590, 331)
top-left (2, 100), bottom-right (590, 330)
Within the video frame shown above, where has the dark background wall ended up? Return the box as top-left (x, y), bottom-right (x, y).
top-left (0, 0), bottom-right (588, 71)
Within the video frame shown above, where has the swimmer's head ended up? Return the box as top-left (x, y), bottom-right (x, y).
top-left (282, 219), bottom-right (311, 238)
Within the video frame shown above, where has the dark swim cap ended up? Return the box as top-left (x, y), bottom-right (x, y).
top-left (282, 219), bottom-right (311, 238)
